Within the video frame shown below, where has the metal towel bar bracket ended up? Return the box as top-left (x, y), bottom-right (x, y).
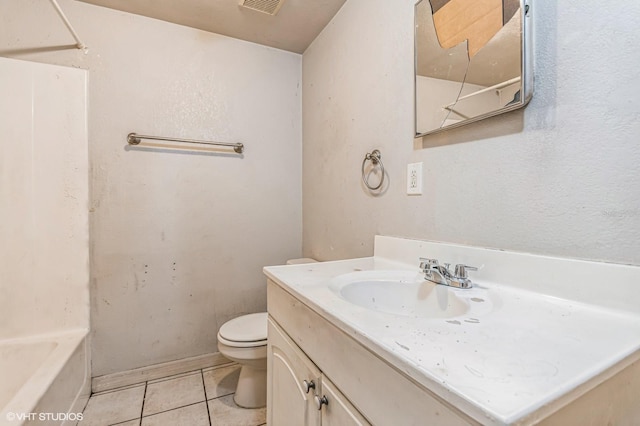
top-left (127, 133), bottom-right (244, 154)
top-left (361, 149), bottom-right (385, 191)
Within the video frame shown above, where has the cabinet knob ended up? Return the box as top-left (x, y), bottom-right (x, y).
top-left (302, 379), bottom-right (315, 394)
top-left (314, 395), bottom-right (329, 410)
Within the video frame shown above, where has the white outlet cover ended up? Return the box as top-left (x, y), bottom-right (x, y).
top-left (407, 162), bottom-right (423, 195)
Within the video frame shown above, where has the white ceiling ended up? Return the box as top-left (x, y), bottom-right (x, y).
top-left (77, 0), bottom-right (347, 53)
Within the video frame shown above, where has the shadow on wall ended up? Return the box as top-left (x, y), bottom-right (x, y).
top-left (0, 44), bottom-right (79, 55)
top-left (124, 144), bottom-right (245, 159)
top-left (416, 108), bottom-right (525, 149)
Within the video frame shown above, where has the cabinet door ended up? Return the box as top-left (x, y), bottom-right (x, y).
top-left (320, 375), bottom-right (371, 426)
top-left (267, 317), bottom-right (321, 426)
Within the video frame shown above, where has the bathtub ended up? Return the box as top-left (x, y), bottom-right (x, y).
top-left (0, 330), bottom-right (89, 426)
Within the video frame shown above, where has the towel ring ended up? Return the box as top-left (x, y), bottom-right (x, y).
top-left (361, 149), bottom-right (384, 191)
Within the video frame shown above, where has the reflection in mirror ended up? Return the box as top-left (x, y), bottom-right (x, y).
top-left (415, 0), bottom-right (532, 137)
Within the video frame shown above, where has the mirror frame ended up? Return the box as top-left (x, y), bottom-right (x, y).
top-left (414, 0), bottom-right (533, 137)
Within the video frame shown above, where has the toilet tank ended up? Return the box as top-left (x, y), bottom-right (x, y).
top-left (286, 258), bottom-right (318, 265)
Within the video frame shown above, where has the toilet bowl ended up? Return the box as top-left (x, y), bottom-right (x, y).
top-left (217, 258), bottom-right (317, 408)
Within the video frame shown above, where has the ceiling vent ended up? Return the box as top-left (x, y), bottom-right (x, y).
top-left (238, 0), bottom-right (286, 16)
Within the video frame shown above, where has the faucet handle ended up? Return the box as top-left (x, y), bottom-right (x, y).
top-left (419, 257), bottom-right (439, 269)
top-left (454, 264), bottom-right (478, 279)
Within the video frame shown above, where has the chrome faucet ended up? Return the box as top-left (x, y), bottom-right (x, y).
top-left (419, 258), bottom-right (477, 289)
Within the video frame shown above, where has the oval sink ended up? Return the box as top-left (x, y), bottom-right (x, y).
top-left (328, 270), bottom-right (470, 319)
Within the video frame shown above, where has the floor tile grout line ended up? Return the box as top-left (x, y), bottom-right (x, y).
top-left (141, 371), bottom-right (210, 418)
top-left (201, 369), bottom-right (213, 426)
top-left (96, 362), bottom-right (237, 397)
top-left (206, 391), bottom-right (234, 401)
top-left (86, 363), bottom-right (241, 425)
top-left (106, 412), bottom-right (141, 426)
top-left (87, 383), bottom-right (146, 426)
top-left (107, 419), bottom-right (140, 426)
top-left (139, 381), bottom-right (148, 422)
top-left (140, 400), bottom-right (207, 419)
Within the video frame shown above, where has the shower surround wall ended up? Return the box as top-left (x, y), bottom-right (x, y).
top-left (0, 0), bottom-right (302, 376)
top-left (0, 58), bottom-right (88, 340)
top-left (0, 56), bottom-right (90, 419)
top-left (302, 0), bottom-right (640, 265)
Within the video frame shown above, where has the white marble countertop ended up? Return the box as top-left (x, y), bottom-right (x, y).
top-left (264, 251), bottom-right (640, 425)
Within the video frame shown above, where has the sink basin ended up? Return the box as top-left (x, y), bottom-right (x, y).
top-left (328, 270), bottom-right (470, 319)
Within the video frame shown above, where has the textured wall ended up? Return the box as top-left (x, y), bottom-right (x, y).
top-left (1, 0), bottom-right (302, 375)
top-left (302, 0), bottom-right (640, 265)
top-left (3, 0), bottom-right (639, 378)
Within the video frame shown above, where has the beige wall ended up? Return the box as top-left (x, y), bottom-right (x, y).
top-left (302, 0), bottom-right (640, 265)
top-left (3, 0), bottom-right (639, 378)
top-left (1, 0), bottom-right (302, 375)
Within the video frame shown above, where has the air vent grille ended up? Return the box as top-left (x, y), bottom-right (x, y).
top-left (238, 0), bottom-right (285, 15)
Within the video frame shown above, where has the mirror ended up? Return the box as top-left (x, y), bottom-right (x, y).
top-left (415, 0), bottom-right (532, 137)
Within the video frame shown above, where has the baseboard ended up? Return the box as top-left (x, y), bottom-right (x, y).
top-left (91, 352), bottom-right (230, 394)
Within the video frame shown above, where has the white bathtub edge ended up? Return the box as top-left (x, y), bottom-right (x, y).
top-left (0, 329), bottom-right (88, 423)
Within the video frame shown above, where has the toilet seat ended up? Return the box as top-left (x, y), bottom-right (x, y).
top-left (217, 334), bottom-right (266, 348)
top-left (218, 312), bottom-right (267, 348)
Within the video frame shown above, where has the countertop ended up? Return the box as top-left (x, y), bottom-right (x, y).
top-left (264, 256), bottom-right (640, 425)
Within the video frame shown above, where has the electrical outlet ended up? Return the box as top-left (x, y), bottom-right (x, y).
top-left (407, 162), bottom-right (423, 195)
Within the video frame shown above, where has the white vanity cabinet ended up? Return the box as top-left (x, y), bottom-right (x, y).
top-left (320, 374), bottom-right (371, 426)
top-left (267, 316), bottom-right (320, 426)
top-left (267, 316), bottom-right (370, 426)
top-left (267, 279), bottom-right (473, 426)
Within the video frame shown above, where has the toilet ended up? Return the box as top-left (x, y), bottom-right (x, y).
top-left (217, 312), bottom-right (268, 408)
top-left (217, 258), bottom-right (317, 408)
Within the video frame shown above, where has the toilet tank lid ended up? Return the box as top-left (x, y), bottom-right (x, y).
top-left (219, 312), bottom-right (268, 342)
top-left (286, 258), bottom-right (318, 265)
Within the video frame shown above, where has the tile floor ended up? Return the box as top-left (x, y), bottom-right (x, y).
top-left (78, 363), bottom-right (266, 426)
